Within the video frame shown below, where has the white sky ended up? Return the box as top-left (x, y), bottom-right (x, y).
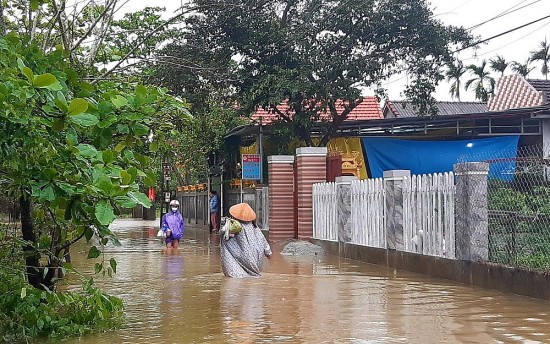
top-left (120, 0), bottom-right (550, 102)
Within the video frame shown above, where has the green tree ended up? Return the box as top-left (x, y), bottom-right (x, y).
top-left (465, 60), bottom-right (495, 102)
top-left (489, 55), bottom-right (509, 78)
top-left (511, 59), bottom-right (535, 77)
top-left (163, 0), bottom-right (471, 146)
top-left (0, 33), bottom-right (188, 291)
top-left (445, 60), bottom-right (466, 101)
top-left (530, 38), bottom-right (550, 80)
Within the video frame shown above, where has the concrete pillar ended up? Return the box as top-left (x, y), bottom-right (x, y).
top-left (268, 156), bottom-right (295, 241)
top-left (336, 176), bottom-right (358, 243)
top-left (296, 147), bottom-right (327, 240)
top-left (454, 162), bottom-right (490, 262)
top-left (542, 119), bottom-right (550, 181)
top-left (133, 204), bottom-right (143, 218)
top-left (383, 170), bottom-right (410, 250)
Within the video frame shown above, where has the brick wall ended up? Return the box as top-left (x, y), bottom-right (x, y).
top-left (267, 156), bottom-right (295, 241)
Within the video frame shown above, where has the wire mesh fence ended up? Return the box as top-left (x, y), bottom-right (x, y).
top-left (460, 144), bottom-right (550, 271)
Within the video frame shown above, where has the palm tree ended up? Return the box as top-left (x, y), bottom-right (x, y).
top-left (511, 59), bottom-right (535, 78)
top-left (465, 60), bottom-right (495, 102)
top-left (489, 55), bottom-right (509, 78)
top-left (530, 38), bottom-right (550, 80)
top-left (445, 60), bottom-right (466, 101)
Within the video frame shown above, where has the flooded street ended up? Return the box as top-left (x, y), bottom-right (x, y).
top-left (62, 219), bottom-right (550, 344)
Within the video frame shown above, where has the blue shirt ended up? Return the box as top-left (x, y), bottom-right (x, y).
top-left (210, 194), bottom-right (219, 213)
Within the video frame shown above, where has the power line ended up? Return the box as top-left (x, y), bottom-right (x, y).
top-left (382, 14), bottom-right (550, 86)
top-left (455, 13), bottom-right (550, 53)
top-left (463, 19), bottom-right (550, 61)
top-left (467, 0), bottom-right (542, 31)
top-left (434, 0), bottom-right (474, 17)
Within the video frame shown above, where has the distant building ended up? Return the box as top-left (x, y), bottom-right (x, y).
top-left (251, 96), bottom-right (383, 123)
top-left (489, 75), bottom-right (550, 111)
top-left (382, 100), bottom-right (487, 118)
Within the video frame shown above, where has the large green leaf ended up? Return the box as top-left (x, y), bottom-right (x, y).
top-left (70, 113), bottom-right (99, 127)
top-left (109, 258), bottom-right (117, 274)
top-left (114, 196), bottom-right (137, 208)
top-left (95, 200), bottom-right (116, 225)
top-left (128, 191), bottom-right (152, 208)
top-left (40, 185), bottom-right (56, 202)
top-left (33, 73), bottom-right (59, 88)
top-left (120, 170), bottom-right (132, 185)
top-left (87, 246), bottom-right (101, 259)
top-left (67, 98), bottom-right (88, 116)
top-left (102, 150), bottom-right (115, 164)
top-left (22, 67), bottom-right (34, 83)
top-left (111, 95), bottom-right (128, 109)
top-left (95, 176), bottom-right (113, 194)
top-left (76, 144), bottom-right (98, 158)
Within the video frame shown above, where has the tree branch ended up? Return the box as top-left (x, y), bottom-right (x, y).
top-left (71, 0), bottom-right (116, 52)
top-left (92, 8), bottom-right (189, 83)
top-left (0, 0), bottom-right (6, 35)
top-left (51, 1), bottom-right (73, 62)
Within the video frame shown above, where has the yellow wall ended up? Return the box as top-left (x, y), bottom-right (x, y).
top-left (327, 137), bottom-right (368, 179)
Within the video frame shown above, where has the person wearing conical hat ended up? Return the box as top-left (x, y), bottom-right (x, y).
top-left (220, 202), bottom-right (272, 277)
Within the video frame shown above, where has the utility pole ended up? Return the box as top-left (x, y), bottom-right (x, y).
top-left (160, 161), bottom-right (171, 227)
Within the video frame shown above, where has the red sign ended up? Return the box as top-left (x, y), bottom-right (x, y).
top-left (242, 154), bottom-right (260, 163)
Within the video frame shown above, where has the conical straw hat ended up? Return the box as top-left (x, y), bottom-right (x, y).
top-left (229, 202), bottom-right (256, 222)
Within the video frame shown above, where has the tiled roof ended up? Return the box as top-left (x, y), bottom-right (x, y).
top-left (384, 101), bottom-right (487, 118)
top-left (488, 75), bottom-right (547, 111)
top-left (528, 79), bottom-right (550, 95)
top-left (251, 97), bottom-right (383, 124)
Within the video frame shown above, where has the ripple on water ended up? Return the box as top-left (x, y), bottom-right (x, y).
top-left (57, 220), bottom-right (550, 344)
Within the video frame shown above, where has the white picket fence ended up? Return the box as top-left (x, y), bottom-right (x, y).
top-left (402, 173), bottom-right (456, 258)
top-left (312, 182), bottom-right (338, 241)
top-left (312, 172), bottom-right (456, 259)
top-left (350, 179), bottom-right (386, 248)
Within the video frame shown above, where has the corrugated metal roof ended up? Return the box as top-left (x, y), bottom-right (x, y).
top-left (528, 79), bottom-right (550, 95)
top-left (385, 101), bottom-right (487, 118)
top-left (251, 97), bottom-right (383, 124)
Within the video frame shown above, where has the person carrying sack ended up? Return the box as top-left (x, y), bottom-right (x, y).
top-left (220, 203), bottom-right (272, 277)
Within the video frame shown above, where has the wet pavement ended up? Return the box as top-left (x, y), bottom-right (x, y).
top-left (61, 219), bottom-right (550, 344)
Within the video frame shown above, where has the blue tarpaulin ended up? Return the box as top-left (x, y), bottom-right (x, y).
top-left (362, 136), bottom-right (519, 180)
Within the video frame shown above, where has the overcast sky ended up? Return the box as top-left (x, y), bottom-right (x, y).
top-left (119, 0), bottom-right (550, 102)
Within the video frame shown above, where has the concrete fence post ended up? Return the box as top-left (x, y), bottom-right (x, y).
top-left (336, 176), bottom-right (358, 243)
top-left (268, 156), bottom-right (295, 241)
top-left (383, 170), bottom-right (411, 250)
top-left (296, 147), bottom-right (328, 239)
top-left (454, 162), bottom-right (490, 261)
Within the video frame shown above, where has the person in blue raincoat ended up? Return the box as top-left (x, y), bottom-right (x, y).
top-left (161, 200), bottom-right (185, 250)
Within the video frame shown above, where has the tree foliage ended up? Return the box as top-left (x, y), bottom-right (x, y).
top-left (445, 60), bottom-right (466, 101)
top-left (530, 38), bottom-right (550, 80)
top-left (163, 0), bottom-right (471, 146)
top-left (0, 33), bottom-right (188, 293)
top-left (465, 60), bottom-right (495, 102)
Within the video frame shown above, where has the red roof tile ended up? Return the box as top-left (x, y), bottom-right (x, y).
top-left (251, 97), bottom-right (383, 124)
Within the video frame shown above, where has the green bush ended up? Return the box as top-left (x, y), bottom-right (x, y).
top-left (0, 230), bottom-right (123, 343)
top-left (0, 271), bottom-right (123, 343)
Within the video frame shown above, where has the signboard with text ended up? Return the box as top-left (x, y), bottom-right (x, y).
top-left (241, 154), bottom-right (261, 180)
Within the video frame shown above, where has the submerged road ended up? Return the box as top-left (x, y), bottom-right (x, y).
top-left (62, 219), bottom-right (550, 344)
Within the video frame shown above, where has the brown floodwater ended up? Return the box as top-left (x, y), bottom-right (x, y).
top-left (60, 219), bottom-right (550, 344)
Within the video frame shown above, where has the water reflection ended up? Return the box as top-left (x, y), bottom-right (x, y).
top-left (59, 219), bottom-right (550, 344)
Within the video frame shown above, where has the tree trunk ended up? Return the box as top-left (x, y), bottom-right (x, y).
top-left (0, 0), bottom-right (6, 36)
top-left (20, 196), bottom-right (55, 291)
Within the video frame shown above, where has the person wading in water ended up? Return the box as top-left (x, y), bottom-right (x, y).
top-left (220, 203), bottom-right (272, 277)
top-left (160, 200), bottom-right (184, 251)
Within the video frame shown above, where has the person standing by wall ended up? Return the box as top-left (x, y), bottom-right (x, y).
top-left (209, 189), bottom-right (220, 233)
top-left (161, 200), bottom-right (184, 250)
